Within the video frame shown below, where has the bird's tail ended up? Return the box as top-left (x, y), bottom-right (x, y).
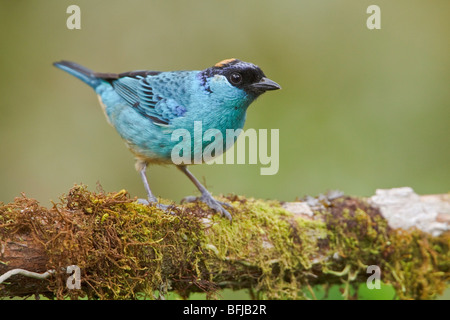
top-left (53, 60), bottom-right (103, 89)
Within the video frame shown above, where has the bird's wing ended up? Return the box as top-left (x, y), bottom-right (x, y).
top-left (109, 71), bottom-right (188, 127)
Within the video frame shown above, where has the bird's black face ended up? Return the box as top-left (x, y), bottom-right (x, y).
top-left (202, 59), bottom-right (281, 96)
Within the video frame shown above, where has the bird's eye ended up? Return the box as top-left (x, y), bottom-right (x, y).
top-left (229, 72), bottom-right (243, 85)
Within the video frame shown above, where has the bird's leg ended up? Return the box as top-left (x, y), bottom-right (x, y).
top-left (178, 165), bottom-right (232, 221)
top-left (137, 162), bottom-right (173, 212)
top-left (139, 164), bottom-right (157, 203)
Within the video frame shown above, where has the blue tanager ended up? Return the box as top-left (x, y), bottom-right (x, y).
top-left (53, 58), bottom-right (280, 221)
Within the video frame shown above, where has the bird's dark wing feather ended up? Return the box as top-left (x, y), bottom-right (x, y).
top-left (100, 71), bottom-right (186, 127)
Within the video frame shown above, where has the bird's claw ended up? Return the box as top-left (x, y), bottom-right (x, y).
top-left (137, 198), bottom-right (176, 215)
top-left (181, 195), bottom-right (233, 222)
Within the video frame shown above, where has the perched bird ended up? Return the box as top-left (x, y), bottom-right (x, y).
top-left (53, 58), bottom-right (281, 221)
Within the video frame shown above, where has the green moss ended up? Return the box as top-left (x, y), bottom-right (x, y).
top-left (317, 196), bottom-right (449, 300)
top-left (0, 186), bottom-right (448, 300)
top-left (201, 197), bottom-right (329, 299)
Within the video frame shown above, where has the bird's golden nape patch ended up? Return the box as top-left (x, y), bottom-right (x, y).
top-left (214, 58), bottom-right (237, 68)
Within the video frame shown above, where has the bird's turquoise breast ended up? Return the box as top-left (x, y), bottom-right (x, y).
top-left (95, 72), bottom-right (253, 164)
top-left (170, 73), bottom-right (253, 158)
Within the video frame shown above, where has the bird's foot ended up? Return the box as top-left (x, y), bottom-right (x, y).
top-left (181, 194), bottom-right (233, 222)
top-left (137, 198), bottom-right (176, 215)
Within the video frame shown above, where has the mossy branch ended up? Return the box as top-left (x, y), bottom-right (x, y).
top-left (0, 185), bottom-right (448, 300)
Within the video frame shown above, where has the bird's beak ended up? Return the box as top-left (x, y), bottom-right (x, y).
top-left (250, 77), bottom-right (281, 92)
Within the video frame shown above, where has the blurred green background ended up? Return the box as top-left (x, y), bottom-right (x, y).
top-left (0, 0), bottom-right (449, 299)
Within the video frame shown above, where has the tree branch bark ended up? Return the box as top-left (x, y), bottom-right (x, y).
top-left (0, 185), bottom-right (448, 299)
